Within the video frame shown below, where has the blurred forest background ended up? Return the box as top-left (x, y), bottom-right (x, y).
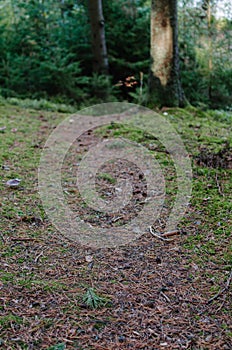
top-left (0, 0), bottom-right (231, 109)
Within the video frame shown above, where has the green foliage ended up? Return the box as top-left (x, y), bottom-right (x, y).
top-left (0, 0), bottom-right (231, 107)
top-left (0, 0), bottom-right (91, 101)
top-left (97, 172), bottom-right (117, 184)
top-left (104, 0), bottom-right (150, 78)
top-left (179, 1), bottom-right (232, 108)
top-left (79, 73), bottom-right (116, 102)
top-left (0, 0), bottom-right (151, 103)
top-left (82, 288), bottom-right (110, 309)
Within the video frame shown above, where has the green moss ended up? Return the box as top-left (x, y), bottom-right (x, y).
top-left (0, 314), bottom-right (23, 327)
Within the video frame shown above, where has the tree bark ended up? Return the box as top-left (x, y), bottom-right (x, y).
top-left (88, 0), bottom-right (109, 75)
top-left (149, 0), bottom-right (186, 107)
top-left (206, 0), bottom-right (213, 101)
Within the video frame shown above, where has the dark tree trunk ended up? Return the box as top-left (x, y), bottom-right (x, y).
top-left (149, 0), bottom-right (186, 107)
top-left (88, 0), bottom-right (109, 75)
top-left (204, 0), bottom-right (213, 101)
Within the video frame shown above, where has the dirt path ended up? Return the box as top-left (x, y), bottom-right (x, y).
top-left (0, 105), bottom-right (231, 349)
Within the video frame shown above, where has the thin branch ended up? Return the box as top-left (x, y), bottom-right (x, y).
top-left (160, 291), bottom-right (171, 302)
top-left (162, 230), bottom-right (180, 237)
top-left (34, 250), bottom-right (44, 263)
top-left (149, 226), bottom-right (173, 242)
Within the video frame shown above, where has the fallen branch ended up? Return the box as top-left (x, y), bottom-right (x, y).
top-left (149, 226), bottom-right (174, 242)
top-left (162, 230), bottom-right (180, 237)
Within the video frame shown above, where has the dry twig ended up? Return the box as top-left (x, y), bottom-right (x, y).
top-left (149, 226), bottom-right (179, 242)
top-left (160, 291), bottom-right (171, 302)
top-left (162, 230), bottom-right (180, 237)
top-left (34, 250), bottom-right (44, 263)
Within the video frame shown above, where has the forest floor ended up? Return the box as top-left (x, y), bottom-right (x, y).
top-left (0, 98), bottom-right (231, 350)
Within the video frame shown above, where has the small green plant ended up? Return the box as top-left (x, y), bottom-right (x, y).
top-left (82, 288), bottom-right (109, 309)
top-left (97, 172), bottom-right (116, 184)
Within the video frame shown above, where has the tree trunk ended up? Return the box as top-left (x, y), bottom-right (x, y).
top-left (206, 0), bottom-right (213, 101)
top-left (149, 0), bottom-right (186, 107)
top-left (88, 0), bottom-right (109, 75)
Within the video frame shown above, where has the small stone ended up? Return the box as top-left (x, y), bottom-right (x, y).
top-left (6, 178), bottom-right (21, 187)
top-left (2, 165), bottom-right (10, 170)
